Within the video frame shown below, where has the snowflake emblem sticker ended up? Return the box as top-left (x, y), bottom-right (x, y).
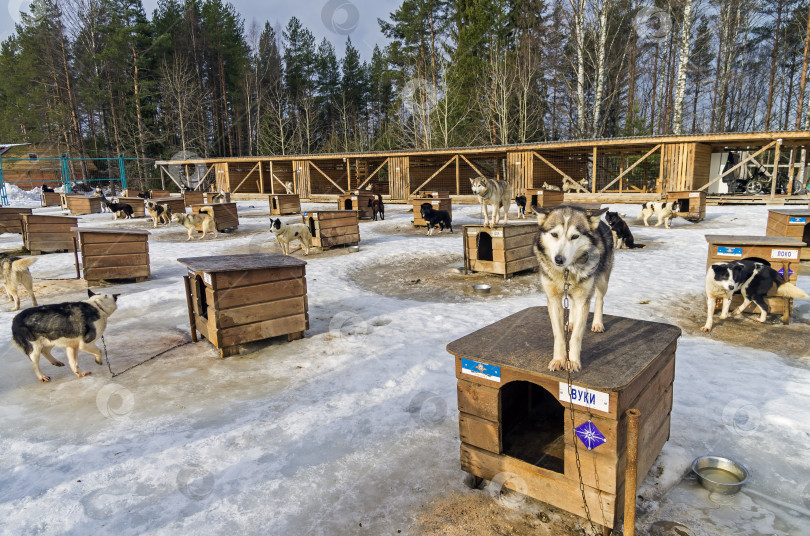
top-left (575, 421), bottom-right (606, 451)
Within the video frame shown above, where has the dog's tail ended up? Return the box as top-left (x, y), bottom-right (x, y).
top-left (11, 315), bottom-right (35, 355)
top-left (11, 257), bottom-right (37, 272)
top-left (198, 206), bottom-right (215, 224)
top-left (777, 282), bottom-right (810, 299)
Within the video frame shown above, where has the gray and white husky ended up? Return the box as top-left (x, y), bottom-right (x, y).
top-left (0, 253), bottom-right (38, 311)
top-left (470, 176), bottom-right (512, 228)
top-left (12, 290), bottom-right (119, 383)
top-left (533, 205), bottom-right (613, 372)
top-left (639, 201), bottom-right (677, 228)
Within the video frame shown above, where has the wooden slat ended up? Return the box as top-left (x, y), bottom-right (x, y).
top-left (208, 278), bottom-right (306, 309)
top-left (457, 380), bottom-right (499, 421)
top-left (83, 242), bottom-right (148, 256)
top-left (218, 314), bottom-right (308, 347)
top-left (85, 265), bottom-right (150, 280)
top-left (84, 254), bottom-right (149, 269)
top-left (211, 266), bottom-right (305, 290)
top-left (212, 296), bottom-right (306, 329)
top-left (459, 412), bottom-right (500, 453)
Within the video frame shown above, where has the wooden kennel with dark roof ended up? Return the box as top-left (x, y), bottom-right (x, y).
top-left (463, 222), bottom-right (538, 278)
top-left (766, 209), bottom-right (810, 260)
top-left (525, 188), bottom-right (564, 208)
top-left (183, 191), bottom-right (205, 206)
top-left (40, 191), bottom-right (61, 207)
top-left (301, 210), bottom-right (359, 249)
top-left (665, 191), bottom-right (706, 222)
top-left (22, 214), bottom-right (78, 254)
top-left (412, 196), bottom-right (452, 227)
top-left (179, 253), bottom-right (308, 358)
top-left (269, 194), bottom-right (301, 215)
top-left (447, 307), bottom-right (681, 532)
top-left (66, 195), bottom-right (104, 215)
top-left (75, 227), bottom-right (150, 283)
top-left (191, 202), bottom-right (239, 232)
top-left (113, 197), bottom-right (146, 218)
top-left (152, 197), bottom-right (187, 217)
top-left (338, 190), bottom-right (376, 219)
top-left (0, 207), bottom-right (33, 234)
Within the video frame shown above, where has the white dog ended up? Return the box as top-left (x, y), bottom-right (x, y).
top-left (270, 218), bottom-right (312, 255)
top-left (639, 201), bottom-right (677, 228)
top-left (171, 209), bottom-right (217, 240)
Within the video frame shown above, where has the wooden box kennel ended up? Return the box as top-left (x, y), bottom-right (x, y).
top-left (183, 191), bottom-right (205, 206)
top-left (150, 189), bottom-right (172, 198)
top-left (413, 190), bottom-right (449, 199)
top-left (301, 210), bottom-right (360, 249)
top-left (0, 207), bottom-right (33, 234)
top-left (114, 197), bottom-right (146, 218)
top-left (665, 191), bottom-right (706, 222)
top-left (192, 202), bottom-right (239, 232)
top-left (152, 197), bottom-right (187, 216)
top-left (66, 195), bottom-right (104, 215)
top-left (447, 307), bottom-right (681, 530)
top-left (122, 189), bottom-right (142, 197)
top-left (22, 214), bottom-right (78, 254)
top-left (705, 234), bottom-right (805, 322)
top-left (525, 188), bottom-right (564, 208)
top-left (179, 254), bottom-right (309, 358)
top-left (766, 209), bottom-right (810, 260)
top-left (412, 197), bottom-right (452, 227)
top-left (75, 227), bottom-right (150, 283)
top-left (269, 194), bottom-right (301, 215)
top-left (463, 222), bottom-right (537, 278)
top-left (338, 190), bottom-right (376, 219)
top-left (40, 191), bottom-right (62, 207)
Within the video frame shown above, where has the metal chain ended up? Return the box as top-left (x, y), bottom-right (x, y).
top-left (100, 334), bottom-right (191, 378)
top-left (562, 269), bottom-right (601, 536)
top-left (101, 335), bottom-right (113, 376)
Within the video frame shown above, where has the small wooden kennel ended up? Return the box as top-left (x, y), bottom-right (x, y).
top-left (0, 207), bottom-right (33, 234)
top-left (179, 253), bottom-right (309, 358)
top-left (525, 188), bottom-right (564, 209)
top-left (301, 210), bottom-right (360, 249)
top-left (191, 202), bottom-right (239, 232)
top-left (113, 197), bottom-right (146, 218)
top-left (463, 222), bottom-right (538, 278)
top-left (705, 234), bottom-right (805, 323)
top-left (269, 194), bottom-right (301, 215)
top-left (183, 191), bottom-right (205, 206)
top-left (75, 227), bottom-right (150, 284)
top-left (447, 307), bottom-right (681, 531)
top-left (122, 189), bottom-right (142, 197)
top-left (665, 191), bottom-right (706, 222)
top-left (338, 190), bottom-right (376, 219)
top-left (766, 209), bottom-right (810, 260)
top-left (152, 197), bottom-right (187, 216)
top-left (22, 214), bottom-right (78, 254)
top-left (150, 189), bottom-right (172, 198)
top-left (412, 197), bottom-right (452, 227)
top-left (66, 195), bottom-right (105, 215)
top-left (413, 190), bottom-right (449, 199)
top-left (40, 191), bottom-right (62, 207)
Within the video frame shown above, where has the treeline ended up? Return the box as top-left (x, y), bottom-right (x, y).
top-left (0, 0), bottom-right (808, 170)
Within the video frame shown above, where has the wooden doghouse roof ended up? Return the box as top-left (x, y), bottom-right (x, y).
top-left (446, 307), bottom-right (681, 391)
top-left (178, 253), bottom-right (306, 272)
top-left (704, 235), bottom-right (807, 246)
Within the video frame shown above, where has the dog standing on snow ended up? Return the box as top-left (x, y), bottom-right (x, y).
top-left (270, 218), bottom-right (312, 255)
top-left (470, 176), bottom-right (512, 228)
top-left (605, 211), bottom-right (643, 249)
top-left (12, 290), bottom-right (119, 383)
top-left (420, 202), bottom-right (453, 236)
top-left (368, 195), bottom-right (384, 221)
top-left (702, 258), bottom-right (809, 332)
top-left (172, 208), bottom-right (217, 241)
top-left (146, 200), bottom-right (172, 227)
top-left (639, 201), bottom-right (677, 228)
top-left (0, 253), bottom-right (38, 311)
top-left (514, 195), bottom-right (527, 219)
top-left (533, 205), bottom-right (613, 372)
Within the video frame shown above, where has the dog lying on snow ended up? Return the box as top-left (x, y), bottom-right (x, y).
top-left (605, 211), bottom-right (643, 249)
top-left (0, 253), bottom-right (38, 311)
top-left (639, 201), bottom-right (678, 228)
top-left (146, 200), bottom-right (172, 227)
top-left (12, 290), bottom-right (119, 383)
top-left (702, 258), bottom-right (809, 332)
top-left (533, 205), bottom-right (613, 372)
top-left (172, 208), bottom-right (217, 241)
top-left (420, 203), bottom-right (453, 236)
top-left (270, 218), bottom-right (312, 255)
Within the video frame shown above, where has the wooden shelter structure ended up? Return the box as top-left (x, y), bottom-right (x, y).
top-left (155, 132), bottom-right (810, 205)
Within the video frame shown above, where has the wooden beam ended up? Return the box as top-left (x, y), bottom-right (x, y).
top-left (456, 155), bottom-right (460, 195)
top-left (231, 162), bottom-right (261, 193)
top-left (309, 160), bottom-right (347, 194)
top-left (269, 161), bottom-right (275, 194)
top-left (592, 147), bottom-right (597, 193)
top-left (162, 165), bottom-right (186, 189)
top-left (459, 154), bottom-right (486, 177)
top-left (532, 151), bottom-right (588, 193)
top-left (411, 155), bottom-right (456, 195)
top-left (599, 145), bottom-right (661, 192)
top-left (698, 140), bottom-right (778, 191)
top-left (771, 139), bottom-right (781, 199)
top-left (356, 158), bottom-right (389, 191)
top-left (347, 158), bottom-right (352, 190)
top-left (259, 161), bottom-right (264, 194)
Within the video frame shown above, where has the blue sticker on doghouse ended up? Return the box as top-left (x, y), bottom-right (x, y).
top-left (789, 217), bottom-right (807, 224)
top-left (461, 359), bottom-right (501, 383)
top-left (717, 246), bottom-right (743, 257)
top-left (778, 267), bottom-right (794, 278)
top-left (575, 421), bottom-right (606, 451)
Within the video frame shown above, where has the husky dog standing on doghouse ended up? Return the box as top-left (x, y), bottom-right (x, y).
top-left (533, 205), bottom-right (614, 372)
top-left (470, 176), bottom-right (512, 228)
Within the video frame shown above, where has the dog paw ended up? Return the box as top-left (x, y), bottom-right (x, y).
top-left (700, 325), bottom-right (712, 332)
top-left (77, 371), bottom-right (92, 378)
top-left (566, 323), bottom-right (573, 332)
top-left (548, 358), bottom-right (566, 371)
top-left (53, 360), bottom-right (65, 367)
top-left (95, 357), bottom-right (102, 365)
top-left (591, 322), bottom-right (605, 333)
top-left (719, 314), bottom-right (728, 320)
top-left (39, 376), bottom-right (51, 382)
top-left (566, 360), bottom-right (582, 372)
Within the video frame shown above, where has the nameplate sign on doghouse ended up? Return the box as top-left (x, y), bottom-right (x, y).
top-left (461, 358), bottom-right (501, 383)
top-left (789, 217), bottom-right (807, 224)
top-left (559, 383), bottom-right (610, 412)
top-left (689, 192), bottom-right (700, 197)
top-left (772, 248), bottom-right (799, 260)
top-left (717, 247), bottom-right (742, 257)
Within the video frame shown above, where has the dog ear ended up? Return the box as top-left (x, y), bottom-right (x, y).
top-left (532, 206), bottom-right (551, 225)
top-left (585, 208), bottom-right (608, 230)
top-left (469, 177), bottom-right (475, 185)
top-left (87, 289), bottom-right (96, 298)
top-left (112, 293), bottom-right (120, 302)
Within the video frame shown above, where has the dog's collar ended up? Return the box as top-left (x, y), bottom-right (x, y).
top-left (94, 300), bottom-right (113, 316)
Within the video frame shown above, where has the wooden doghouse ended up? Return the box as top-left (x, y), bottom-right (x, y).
top-left (665, 191), bottom-right (706, 222)
top-left (183, 191), bottom-right (205, 206)
top-left (152, 197), bottom-right (187, 216)
top-left (75, 227), bottom-right (150, 284)
top-left (206, 192), bottom-right (230, 203)
top-left (40, 191), bottom-right (62, 207)
top-left (178, 254), bottom-right (309, 358)
top-left (463, 222), bottom-right (537, 278)
top-left (412, 197), bottom-right (452, 227)
top-left (66, 195), bottom-right (104, 215)
top-left (113, 197), bottom-right (146, 218)
top-left (525, 188), bottom-right (564, 208)
top-left (191, 202), bottom-right (239, 232)
top-left (447, 307), bottom-right (681, 531)
top-left (301, 210), bottom-right (359, 249)
top-left (413, 190), bottom-right (449, 199)
top-left (338, 190), bottom-right (375, 219)
top-left (122, 189), bottom-right (142, 197)
top-left (22, 214), bottom-right (78, 254)
top-left (150, 189), bottom-right (171, 198)
top-left (0, 207), bottom-right (33, 234)
top-left (705, 234), bottom-right (805, 323)
top-left (766, 209), bottom-right (810, 260)
top-left (269, 194), bottom-right (301, 215)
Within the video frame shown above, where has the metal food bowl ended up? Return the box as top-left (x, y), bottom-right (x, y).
top-left (473, 284), bottom-right (492, 295)
top-left (348, 245), bottom-right (360, 252)
top-left (691, 456), bottom-right (749, 494)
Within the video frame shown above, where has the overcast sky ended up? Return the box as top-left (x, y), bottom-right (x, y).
top-left (3, 0), bottom-right (399, 59)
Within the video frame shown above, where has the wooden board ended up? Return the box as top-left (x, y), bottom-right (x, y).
top-left (191, 202), bottom-right (239, 231)
top-left (302, 211), bottom-right (360, 248)
top-left (152, 197), bottom-right (187, 216)
top-left (412, 198), bottom-right (452, 227)
top-left (40, 191), bottom-right (62, 207)
top-left (463, 223), bottom-right (538, 276)
top-left (338, 191), bottom-right (376, 219)
top-left (0, 207), bottom-right (33, 234)
top-left (113, 197), bottom-right (147, 217)
top-left (665, 191), bottom-right (706, 222)
top-left (766, 210), bottom-right (810, 260)
top-left (183, 191), bottom-right (205, 206)
top-left (22, 214), bottom-right (78, 253)
top-left (150, 190), bottom-right (171, 198)
top-left (269, 194), bottom-right (301, 215)
top-left (66, 196), bottom-right (104, 215)
top-left (78, 228), bottom-right (150, 282)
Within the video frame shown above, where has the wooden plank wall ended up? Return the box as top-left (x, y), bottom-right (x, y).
top-left (214, 163), bottom-right (229, 192)
top-left (691, 143), bottom-right (713, 190)
top-left (388, 156), bottom-right (409, 200)
top-left (292, 160), bottom-right (311, 199)
top-left (661, 143), bottom-right (696, 191)
top-left (507, 151), bottom-right (533, 195)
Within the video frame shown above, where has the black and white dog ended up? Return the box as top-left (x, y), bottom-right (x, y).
top-left (41, 184), bottom-right (55, 193)
top-left (420, 202), bottom-right (453, 236)
top-left (514, 195), bottom-right (527, 219)
top-left (104, 198), bottom-right (134, 219)
top-left (12, 290), bottom-right (119, 383)
top-left (605, 211), bottom-right (643, 249)
top-left (702, 258), bottom-right (809, 332)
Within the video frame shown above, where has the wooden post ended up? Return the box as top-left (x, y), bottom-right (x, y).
top-left (269, 161), bottom-right (275, 194)
top-left (624, 408), bottom-right (641, 536)
top-left (619, 153), bottom-right (625, 193)
top-left (592, 147), bottom-right (597, 193)
top-left (456, 155), bottom-right (460, 195)
top-left (160, 166), bottom-right (166, 190)
top-left (259, 161), bottom-right (265, 194)
top-left (771, 139), bottom-right (782, 199)
top-left (73, 237), bottom-right (80, 279)
top-left (182, 275), bottom-right (198, 343)
top-left (184, 164), bottom-right (189, 188)
top-left (347, 158), bottom-right (352, 190)
top-left (659, 146), bottom-right (666, 193)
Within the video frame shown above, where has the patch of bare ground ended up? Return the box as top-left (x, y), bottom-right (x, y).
top-left (350, 253), bottom-right (541, 303)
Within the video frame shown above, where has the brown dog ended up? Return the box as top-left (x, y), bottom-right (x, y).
top-left (368, 195), bottom-right (384, 221)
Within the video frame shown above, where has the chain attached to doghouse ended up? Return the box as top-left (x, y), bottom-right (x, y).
top-left (562, 269), bottom-right (603, 536)
top-left (100, 334), bottom-right (192, 378)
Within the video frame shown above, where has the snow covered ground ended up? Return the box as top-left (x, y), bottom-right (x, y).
top-left (0, 196), bottom-right (809, 535)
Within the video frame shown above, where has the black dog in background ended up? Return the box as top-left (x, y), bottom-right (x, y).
top-left (420, 202), bottom-right (452, 236)
top-left (368, 195), bottom-right (384, 221)
top-left (41, 184), bottom-right (55, 193)
top-left (605, 211), bottom-right (644, 249)
top-left (514, 195), bottom-right (527, 218)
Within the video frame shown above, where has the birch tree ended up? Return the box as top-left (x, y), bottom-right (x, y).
top-left (672, 0), bottom-right (695, 134)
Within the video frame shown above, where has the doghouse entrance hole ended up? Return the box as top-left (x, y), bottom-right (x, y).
top-left (194, 275), bottom-right (208, 319)
top-left (272, 198), bottom-right (278, 209)
top-left (307, 217), bottom-right (317, 238)
top-left (501, 381), bottom-right (564, 473)
top-left (344, 199), bottom-right (353, 210)
top-left (477, 232), bottom-right (493, 261)
top-left (803, 223), bottom-right (810, 245)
